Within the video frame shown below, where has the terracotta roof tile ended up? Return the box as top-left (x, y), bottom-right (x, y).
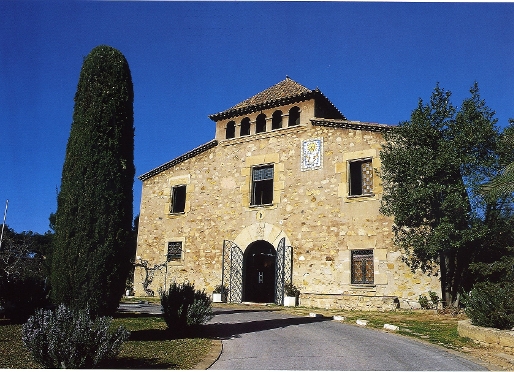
top-left (229, 76), bottom-right (312, 111)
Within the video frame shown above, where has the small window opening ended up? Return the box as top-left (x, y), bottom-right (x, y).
top-left (240, 117), bottom-right (250, 136)
top-left (351, 249), bottom-right (374, 284)
top-left (251, 165), bottom-right (274, 206)
top-left (288, 106), bottom-right (300, 127)
top-left (226, 121), bottom-right (235, 139)
top-left (256, 113), bottom-right (266, 133)
top-left (171, 185), bottom-right (186, 213)
top-left (167, 241), bottom-right (183, 261)
top-left (349, 159), bottom-right (373, 196)
top-left (272, 110), bottom-right (283, 130)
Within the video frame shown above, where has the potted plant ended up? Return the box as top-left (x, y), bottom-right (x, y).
top-left (284, 282), bottom-right (300, 307)
top-left (213, 284), bottom-right (228, 303)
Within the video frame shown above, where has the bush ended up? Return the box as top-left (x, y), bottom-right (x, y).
top-left (160, 282), bottom-right (213, 334)
top-left (284, 282), bottom-right (300, 297)
top-left (418, 294), bottom-right (430, 309)
top-left (22, 304), bottom-right (129, 368)
top-left (0, 274), bottom-right (49, 323)
top-left (464, 282), bottom-right (514, 330)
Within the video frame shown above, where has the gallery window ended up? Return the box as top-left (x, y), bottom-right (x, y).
top-left (256, 113), bottom-right (267, 133)
top-left (167, 241), bottom-right (183, 262)
top-left (288, 106), bottom-right (300, 126)
top-left (351, 249), bottom-right (374, 284)
top-left (170, 185), bottom-right (186, 213)
top-left (349, 159), bottom-right (373, 196)
top-left (240, 117), bottom-right (251, 136)
top-left (251, 165), bottom-right (274, 206)
top-left (226, 121), bottom-right (235, 139)
top-left (272, 110), bottom-right (283, 130)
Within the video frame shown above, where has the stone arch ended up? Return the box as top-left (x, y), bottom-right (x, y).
top-left (288, 106), bottom-right (300, 126)
top-left (272, 110), bottom-right (283, 130)
top-left (240, 117), bottom-right (251, 136)
top-left (256, 113), bottom-right (267, 133)
top-left (225, 121), bottom-right (235, 139)
top-left (233, 222), bottom-right (292, 254)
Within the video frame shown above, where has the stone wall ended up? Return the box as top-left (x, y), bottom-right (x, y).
top-left (458, 320), bottom-right (514, 352)
top-left (134, 114), bottom-right (440, 308)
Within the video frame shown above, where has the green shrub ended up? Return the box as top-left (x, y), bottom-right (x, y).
top-left (160, 282), bottom-right (213, 334)
top-left (428, 291), bottom-right (439, 308)
top-left (284, 282), bottom-right (300, 297)
top-left (0, 275), bottom-right (49, 323)
top-left (464, 282), bottom-right (514, 330)
top-left (418, 294), bottom-right (430, 309)
top-left (22, 304), bottom-right (129, 368)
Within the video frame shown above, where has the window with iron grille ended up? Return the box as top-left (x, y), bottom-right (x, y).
top-left (167, 241), bottom-right (183, 262)
top-left (251, 165), bottom-right (274, 206)
top-left (351, 249), bottom-right (374, 284)
top-left (349, 159), bottom-right (373, 196)
top-left (170, 185), bottom-right (186, 213)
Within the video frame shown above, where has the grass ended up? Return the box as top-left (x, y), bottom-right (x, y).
top-left (0, 313), bottom-right (213, 369)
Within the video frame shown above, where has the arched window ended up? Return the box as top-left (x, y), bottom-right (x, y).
top-left (256, 113), bottom-right (266, 133)
top-left (272, 110), bottom-right (283, 130)
top-left (240, 117), bottom-right (250, 136)
top-left (288, 106), bottom-right (300, 127)
top-left (225, 121), bottom-right (235, 139)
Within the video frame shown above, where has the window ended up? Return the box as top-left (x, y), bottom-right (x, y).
top-left (226, 121), bottom-right (235, 139)
top-left (349, 159), bottom-right (373, 196)
top-left (272, 110), bottom-right (283, 130)
top-left (288, 106), bottom-right (300, 126)
top-left (351, 250), bottom-right (374, 284)
top-left (170, 185), bottom-right (186, 213)
top-left (256, 113), bottom-right (266, 133)
top-left (251, 165), bottom-right (274, 206)
top-left (240, 117), bottom-right (250, 136)
top-left (167, 241), bottom-right (183, 262)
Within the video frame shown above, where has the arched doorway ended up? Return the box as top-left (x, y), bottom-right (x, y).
top-left (243, 240), bottom-right (276, 303)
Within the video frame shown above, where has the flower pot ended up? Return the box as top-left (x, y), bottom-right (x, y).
top-left (213, 293), bottom-right (223, 303)
top-left (284, 296), bottom-right (297, 307)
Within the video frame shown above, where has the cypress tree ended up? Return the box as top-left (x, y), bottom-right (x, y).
top-left (51, 45), bottom-right (135, 316)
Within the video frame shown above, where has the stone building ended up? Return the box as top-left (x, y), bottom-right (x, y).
top-left (134, 77), bottom-right (440, 310)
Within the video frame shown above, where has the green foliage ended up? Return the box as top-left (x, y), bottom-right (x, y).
top-left (418, 295), bottom-right (430, 310)
top-left (429, 291), bottom-right (440, 307)
top-left (464, 282), bottom-right (514, 330)
top-left (0, 226), bottom-right (52, 323)
top-left (22, 304), bottom-right (129, 368)
top-left (213, 284), bottom-right (228, 296)
top-left (0, 275), bottom-right (49, 323)
top-left (284, 282), bottom-right (300, 297)
top-left (379, 83), bottom-right (502, 306)
top-left (51, 45), bottom-right (135, 317)
top-left (160, 282), bottom-right (213, 335)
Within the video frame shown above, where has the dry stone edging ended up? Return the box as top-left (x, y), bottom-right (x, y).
top-left (458, 319), bottom-right (514, 352)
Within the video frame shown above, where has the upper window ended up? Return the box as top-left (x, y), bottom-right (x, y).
top-left (251, 165), bottom-right (274, 206)
top-left (256, 113), bottom-right (267, 133)
top-left (226, 121), bottom-right (235, 139)
top-left (170, 185), bottom-right (186, 213)
top-left (288, 106), bottom-right (300, 127)
top-left (272, 110), bottom-right (283, 130)
top-left (349, 159), bottom-right (373, 196)
top-left (167, 241), bottom-right (183, 262)
top-left (351, 249), bottom-right (374, 284)
top-left (240, 117), bottom-right (250, 136)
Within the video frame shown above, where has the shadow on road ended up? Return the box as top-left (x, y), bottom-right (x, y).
top-left (202, 315), bottom-right (329, 340)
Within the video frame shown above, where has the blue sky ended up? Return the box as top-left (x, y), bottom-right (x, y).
top-left (1, 1), bottom-right (513, 234)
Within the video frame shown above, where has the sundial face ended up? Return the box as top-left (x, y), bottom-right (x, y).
top-left (301, 138), bottom-right (323, 171)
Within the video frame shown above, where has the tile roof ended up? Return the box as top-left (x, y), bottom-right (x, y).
top-left (209, 76), bottom-right (344, 121)
top-left (229, 76), bottom-right (312, 110)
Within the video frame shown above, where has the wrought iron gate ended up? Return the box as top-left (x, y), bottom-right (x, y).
top-left (222, 240), bottom-right (243, 303)
top-left (275, 237), bottom-right (293, 305)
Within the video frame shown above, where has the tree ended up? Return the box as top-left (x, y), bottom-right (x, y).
top-left (379, 83), bottom-right (500, 307)
top-left (51, 45), bottom-right (135, 317)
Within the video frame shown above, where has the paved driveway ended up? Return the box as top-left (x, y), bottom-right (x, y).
top-left (207, 307), bottom-right (486, 371)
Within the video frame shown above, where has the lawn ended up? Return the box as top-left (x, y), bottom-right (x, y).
top-left (0, 313), bottom-right (213, 369)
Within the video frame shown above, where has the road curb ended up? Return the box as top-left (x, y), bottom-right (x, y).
top-left (194, 339), bottom-right (223, 370)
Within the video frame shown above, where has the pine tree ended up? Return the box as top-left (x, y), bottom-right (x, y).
top-left (51, 45), bottom-right (135, 316)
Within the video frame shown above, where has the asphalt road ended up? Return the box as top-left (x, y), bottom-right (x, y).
top-left (207, 307), bottom-right (486, 371)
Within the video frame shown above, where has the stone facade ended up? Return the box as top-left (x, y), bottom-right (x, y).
top-left (134, 78), bottom-right (440, 309)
